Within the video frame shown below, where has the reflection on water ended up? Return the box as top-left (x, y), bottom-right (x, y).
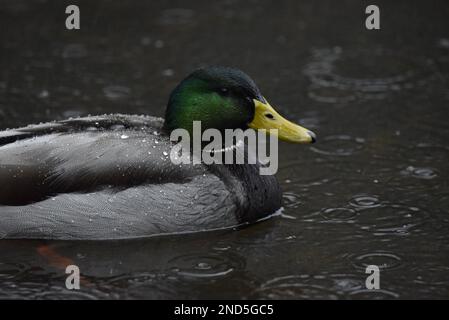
top-left (1, 0), bottom-right (449, 299)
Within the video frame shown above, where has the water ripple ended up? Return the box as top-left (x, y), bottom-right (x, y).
top-left (103, 85), bottom-right (131, 100)
top-left (400, 166), bottom-right (438, 180)
top-left (350, 252), bottom-right (403, 271)
top-left (168, 253), bottom-right (244, 279)
top-left (356, 204), bottom-right (430, 236)
top-left (320, 207), bottom-right (358, 223)
top-left (309, 135), bottom-right (365, 156)
top-left (252, 274), bottom-right (368, 299)
top-left (0, 262), bottom-right (31, 280)
top-left (349, 194), bottom-right (381, 209)
top-left (349, 289), bottom-right (400, 299)
top-left (303, 47), bottom-right (436, 103)
top-left (282, 192), bottom-right (302, 208)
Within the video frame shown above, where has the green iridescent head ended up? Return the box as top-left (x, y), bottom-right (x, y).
top-left (163, 66), bottom-right (316, 144)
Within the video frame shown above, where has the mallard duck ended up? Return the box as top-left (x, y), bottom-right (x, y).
top-left (0, 66), bottom-right (315, 240)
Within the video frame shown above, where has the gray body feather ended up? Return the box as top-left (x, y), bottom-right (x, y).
top-left (0, 115), bottom-right (281, 240)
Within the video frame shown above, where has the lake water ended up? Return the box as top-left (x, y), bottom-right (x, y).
top-left (0, 0), bottom-right (448, 299)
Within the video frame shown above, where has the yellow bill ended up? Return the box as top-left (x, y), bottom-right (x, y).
top-left (248, 98), bottom-right (316, 143)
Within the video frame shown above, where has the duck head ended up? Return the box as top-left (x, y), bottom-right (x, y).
top-left (164, 66), bottom-right (316, 144)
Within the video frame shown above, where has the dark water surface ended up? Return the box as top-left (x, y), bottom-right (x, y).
top-left (1, 0), bottom-right (449, 299)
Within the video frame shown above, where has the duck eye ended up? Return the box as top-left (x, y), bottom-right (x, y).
top-left (265, 113), bottom-right (275, 120)
top-left (220, 88), bottom-right (229, 95)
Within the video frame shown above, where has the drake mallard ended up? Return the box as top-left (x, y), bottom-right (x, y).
top-left (0, 66), bottom-right (315, 239)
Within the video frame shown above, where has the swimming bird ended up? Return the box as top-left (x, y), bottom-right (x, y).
top-left (0, 66), bottom-right (315, 240)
